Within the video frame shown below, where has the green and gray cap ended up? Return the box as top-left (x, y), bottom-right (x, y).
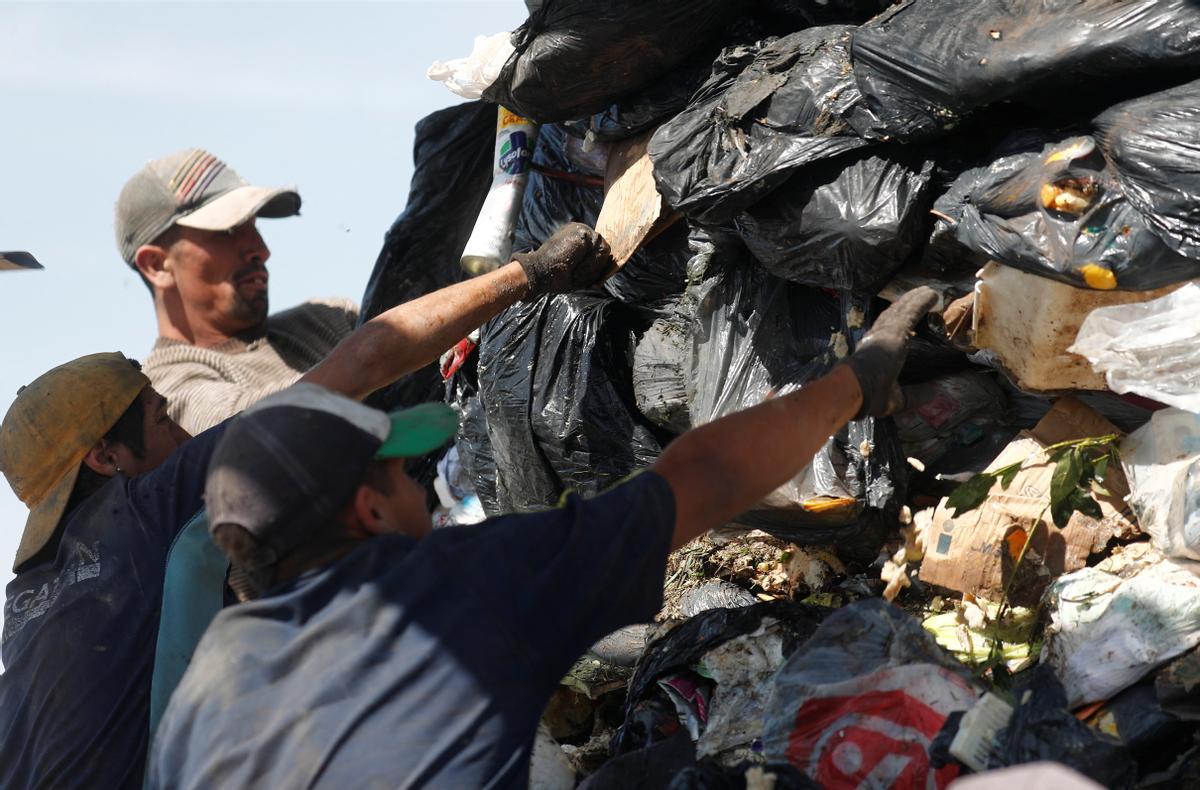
top-left (114, 148), bottom-right (301, 266)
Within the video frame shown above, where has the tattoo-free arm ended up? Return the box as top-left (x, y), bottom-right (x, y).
top-left (300, 262), bottom-right (530, 401)
top-left (652, 365), bottom-right (863, 550)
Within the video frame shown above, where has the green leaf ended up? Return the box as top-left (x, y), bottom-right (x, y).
top-left (1094, 455), bottom-right (1110, 483)
top-left (1051, 497), bottom-right (1075, 528)
top-left (1047, 447), bottom-right (1069, 465)
top-left (998, 463), bottom-right (1021, 490)
top-left (1071, 489), bottom-right (1104, 520)
top-left (1050, 448), bottom-right (1083, 511)
top-left (947, 473), bottom-right (997, 516)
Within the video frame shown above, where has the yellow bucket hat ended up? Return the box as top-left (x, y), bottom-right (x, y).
top-left (0, 352), bottom-right (149, 571)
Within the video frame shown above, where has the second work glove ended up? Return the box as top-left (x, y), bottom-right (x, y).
top-left (842, 286), bottom-right (939, 419)
top-left (513, 222), bottom-right (615, 298)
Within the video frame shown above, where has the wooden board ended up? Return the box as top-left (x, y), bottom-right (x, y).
top-left (594, 130), bottom-right (678, 268)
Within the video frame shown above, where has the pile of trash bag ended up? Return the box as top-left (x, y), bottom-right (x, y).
top-left (372, 0), bottom-right (1200, 784)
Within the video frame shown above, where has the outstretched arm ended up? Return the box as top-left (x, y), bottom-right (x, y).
top-left (301, 223), bottom-right (613, 401)
top-left (652, 287), bottom-right (938, 550)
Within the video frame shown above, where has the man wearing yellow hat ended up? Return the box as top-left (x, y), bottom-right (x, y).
top-left (0, 222), bottom-right (613, 789)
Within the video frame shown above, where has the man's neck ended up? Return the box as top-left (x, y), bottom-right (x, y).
top-left (154, 293), bottom-right (262, 348)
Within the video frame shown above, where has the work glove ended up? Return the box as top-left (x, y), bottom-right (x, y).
top-left (513, 222), bottom-right (615, 298)
top-left (841, 286), bottom-right (939, 419)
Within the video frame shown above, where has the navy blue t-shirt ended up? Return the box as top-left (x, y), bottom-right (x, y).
top-left (149, 471), bottom-right (676, 789)
top-left (0, 423), bottom-right (227, 790)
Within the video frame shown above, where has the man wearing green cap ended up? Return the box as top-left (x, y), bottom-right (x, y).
top-left (147, 288), bottom-right (940, 789)
top-left (115, 148), bottom-right (359, 436)
top-left (0, 222), bottom-right (613, 789)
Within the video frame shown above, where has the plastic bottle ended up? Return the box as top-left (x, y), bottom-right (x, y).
top-left (460, 107), bottom-right (539, 276)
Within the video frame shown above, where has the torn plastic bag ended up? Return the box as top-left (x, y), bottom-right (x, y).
top-left (735, 147), bottom-right (937, 292)
top-left (1086, 681), bottom-right (1193, 774)
top-left (1155, 646), bottom-right (1200, 721)
top-left (482, 0), bottom-right (743, 124)
top-left (978, 665), bottom-right (1135, 787)
top-left (1118, 408), bottom-right (1200, 562)
top-left (935, 135), bottom-right (1200, 290)
top-left (359, 101), bottom-right (496, 417)
top-left (686, 255), bottom-right (906, 548)
top-left (518, 123), bottom-right (691, 308)
top-left (426, 32), bottom-right (515, 100)
top-left (1069, 284), bottom-right (1200, 413)
top-left (1043, 550), bottom-right (1200, 707)
top-left (762, 599), bottom-right (980, 788)
top-left (612, 602), bottom-right (827, 755)
top-left (756, 0), bottom-right (892, 29)
top-left (649, 26), bottom-right (881, 224)
top-left (893, 371), bottom-right (1008, 467)
top-left (679, 581), bottom-right (757, 619)
top-left (1093, 77), bottom-right (1200, 260)
top-left (850, 0), bottom-right (1200, 143)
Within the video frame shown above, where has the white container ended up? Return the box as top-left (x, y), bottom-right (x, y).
top-left (460, 107), bottom-right (539, 276)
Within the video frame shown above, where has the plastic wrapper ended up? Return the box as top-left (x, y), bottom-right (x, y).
top-left (426, 32), bottom-right (515, 100)
top-left (1118, 408), bottom-right (1200, 562)
top-left (762, 600), bottom-right (980, 788)
top-left (359, 102), bottom-right (495, 418)
top-left (686, 253), bottom-right (906, 547)
top-left (894, 371), bottom-right (1008, 466)
top-left (482, 0), bottom-right (743, 124)
top-left (648, 26), bottom-right (881, 224)
top-left (935, 135), bottom-right (1200, 290)
top-left (1043, 550), bottom-right (1200, 707)
top-left (734, 147), bottom-right (937, 291)
top-left (850, 0), bottom-right (1200, 143)
top-left (1070, 283), bottom-right (1200, 412)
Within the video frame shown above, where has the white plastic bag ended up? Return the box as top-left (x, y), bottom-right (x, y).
top-left (1043, 553), bottom-right (1200, 707)
top-left (1120, 407), bottom-right (1200, 560)
top-left (426, 32), bottom-right (515, 100)
top-left (1068, 282), bottom-right (1200, 412)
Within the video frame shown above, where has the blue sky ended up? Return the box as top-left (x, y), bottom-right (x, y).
top-left (0, 1), bottom-right (524, 645)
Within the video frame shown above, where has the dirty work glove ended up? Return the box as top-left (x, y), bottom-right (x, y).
top-left (842, 286), bottom-right (939, 419)
top-left (513, 222), bottom-right (615, 298)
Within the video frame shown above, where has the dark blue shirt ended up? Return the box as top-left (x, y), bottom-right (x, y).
top-left (149, 471), bottom-right (676, 789)
top-left (0, 424), bottom-right (228, 790)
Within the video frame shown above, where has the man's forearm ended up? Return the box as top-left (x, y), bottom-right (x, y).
top-left (301, 262), bottom-right (530, 400)
top-left (652, 365), bottom-right (863, 550)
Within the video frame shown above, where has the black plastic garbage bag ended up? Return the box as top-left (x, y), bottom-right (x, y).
top-left (735, 146), bottom-right (937, 291)
top-left (763, 599), bottom-right (980, 788)
top-left (935, 134), bottom-right (1200, 290)
top-left (446, 353), bottom-right (500, 516)
top-left (686, 251), bottom-right (906, 547)
top-left (851, 0), bottom-right (1200, 142)
top-left (358, 101), bottom-right (496, 415)
top-left (757, 0), bottom-right (892, 29)
top-left (483, 0), bottom-right (744, 124)
top-left (518, 123), bottom-right (691, 308)
top-left (987, 665), bottom-right (1135, 788)
top-left (649, 26), bottom-right (881, 224)
top-left (1094, 77), bottom-right (1200, 261)
top-left (477, 292), bottom-right (662, 513)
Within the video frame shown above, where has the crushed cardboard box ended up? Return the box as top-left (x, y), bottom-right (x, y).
top-left (919, 397), bottom-right (1139, 606)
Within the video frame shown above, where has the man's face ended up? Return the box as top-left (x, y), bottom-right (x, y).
top-left (164, 221), bottom-right (271, 336)
top-left (370, 457), bottom-right (434, 540)
top-left (109, 387), bottom-right (192, 476)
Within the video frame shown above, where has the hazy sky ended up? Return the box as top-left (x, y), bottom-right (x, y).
top-left (0, 0), bottom-right (524, 647)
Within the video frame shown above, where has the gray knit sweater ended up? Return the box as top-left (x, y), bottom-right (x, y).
top-left (144, 299), bottom-right (359, 436)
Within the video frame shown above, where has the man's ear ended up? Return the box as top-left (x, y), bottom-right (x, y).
top-left (133, 244), bottom-right (174, 290)
top-left (81, 440), bottom-right (119, 478)
top-left (349, 483), bottom-right (390, 537)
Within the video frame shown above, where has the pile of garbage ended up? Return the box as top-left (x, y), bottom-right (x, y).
top-left (366, 1), bottom-right (1200, 786)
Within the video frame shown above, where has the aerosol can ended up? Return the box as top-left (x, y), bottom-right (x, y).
top-left (460, 107), bottom-right (539, 275)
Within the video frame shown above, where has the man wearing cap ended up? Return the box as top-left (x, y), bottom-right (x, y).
top-left (147, 288), bottom-right (940, 789)
top-left (0, 222), bottom-right (614, 790)
top-left (116, 148), bottom-right (358, 435)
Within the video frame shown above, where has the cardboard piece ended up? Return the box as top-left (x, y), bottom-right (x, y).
top-left (594, 130), bottom-right (678, 268)
top-left (919, 398), bottom-right (1138, 606)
